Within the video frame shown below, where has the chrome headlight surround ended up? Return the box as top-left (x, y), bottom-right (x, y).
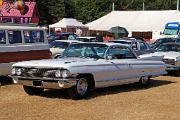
top-left (61, 69), bottom-right (71, 78)
top-left (11, 68), bottom-right (16, 75)
top-left (11, 67), bottom-right (22, 76)
top-left (55, 70), bottom-right (62, 78)
top-left (55, 69), bottom-right (71, 78)
top-left (16, 68), bottom-right (22, 76)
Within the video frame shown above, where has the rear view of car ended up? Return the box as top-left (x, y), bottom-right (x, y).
top-left (47, 32), bottom-right (77, 43)
top-left (109, 37), bottom-right (154, 56)
top-left (49, 40), bottom-right (81, 58)
top-left (152, 38), bottom-right (178, 49)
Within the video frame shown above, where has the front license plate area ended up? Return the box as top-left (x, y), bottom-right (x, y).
top-left (33, 80), bottom-right (42, 86)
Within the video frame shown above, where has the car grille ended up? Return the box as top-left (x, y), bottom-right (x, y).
top-left (163, 59), bottom-right (175, 65)
top-left (20, 68), bottom-right (57, 78)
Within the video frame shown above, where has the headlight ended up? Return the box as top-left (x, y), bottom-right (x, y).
top-left (11, 68), bottom-right (22, 75)
top-left (16, 68), bottom-right (22, 76)
top-left (55, 70), bottom-right (61, 78)
top-left (11, 68), bottom-right (16, 75)
top-left (62, 70), bottom-right (71, 78)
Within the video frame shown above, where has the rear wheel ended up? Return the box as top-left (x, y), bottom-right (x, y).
top-left (23, 86), bottom-right (44, 95)
top-left (139, 76), bottom-right (150, 87)
top-left (68, 78), bottom-right (89, 100)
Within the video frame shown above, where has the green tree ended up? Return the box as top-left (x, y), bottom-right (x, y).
top-left (37, 0), bottom-right (65, 24)
top-left (36, 0), bottom-right (180, 24)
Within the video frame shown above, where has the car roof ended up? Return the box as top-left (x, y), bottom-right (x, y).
top-left (157, 37), bottom-right (179, 40)
top-left (52, 40), bottom-right (81, 43)
top-left (71, 42), bottom-right (130, 47)
top-left (110, 39), bottom-right (132, 42)
top-left (110, 39), bottom-right (143, 42)
top-left (77, 36), bottom-right (96, 39)
top-left (56, 32), bottom-right (75, 35)
top-left (162, 42), bottom-right (180, 45)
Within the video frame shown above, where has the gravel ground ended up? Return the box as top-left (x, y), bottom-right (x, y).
top-left (0, 75), bottom-right (180, 120)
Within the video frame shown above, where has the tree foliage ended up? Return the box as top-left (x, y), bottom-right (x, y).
top-left (36, 0), bottom-right (179, 24)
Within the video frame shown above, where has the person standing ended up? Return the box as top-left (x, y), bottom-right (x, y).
top-left (96, 32), bottom-right (103, 42)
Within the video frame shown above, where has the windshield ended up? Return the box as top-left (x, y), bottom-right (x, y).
top-left (62, 43), bottom-right (108, 58)
top-left (163, 28), bottom-right (179, 35)
top-left (157, 44), bottom-right (180, 52)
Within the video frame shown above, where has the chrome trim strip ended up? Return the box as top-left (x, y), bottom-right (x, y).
top-left (12, 76), bottom-right (76, 81)
top-left (73, 63), bottom-right (165, 68)
top-left (14, 78), bottom-right (77, 89)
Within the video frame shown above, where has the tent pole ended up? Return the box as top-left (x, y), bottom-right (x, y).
top-left (112, 2), bottom-right (115, 11)
top-left (142, 0), bottom-right (145, 11)
top-left (177, 0), bottom-right (179, 10)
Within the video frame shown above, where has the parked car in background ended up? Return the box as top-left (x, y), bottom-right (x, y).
top-left (49, 40), bottom-right (81, 58)
top-left (0, 25), bottom-right (51, 79)
top-left (109, 37), bottom-right (154, 55)
top-left (11, 42), bottom-right (166, 99)
top-left (47, 32), bottom-right (77, 42)
top-left (151, 38), bottom-right (180, 49)
top-left (76, 36), bottom-right (97, 42)
top-left (139, 43), bottom-right (180, 74)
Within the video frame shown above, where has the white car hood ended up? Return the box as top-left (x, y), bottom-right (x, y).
top-left (13, 57), bottom-right (105, 68)
top-left (50, 48), bottom-right (64, 56)
top-left (140, 51), bottom-right (180, 60)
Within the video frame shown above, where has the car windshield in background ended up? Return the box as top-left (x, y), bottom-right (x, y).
top-left (63, 43), bottom-right (108, 58)
top-left (77, 38), bottom-right (97, 42)
top-left (48, 33), bottom-right (77, 41)
top-left (49, 41), bottom-right (69, 49)
top-left (109, 40), bottom-right (132, 44)
top-left (157, 44), bottom-right (180, 52)
top-left (163, 28), bottom-right (179, 35)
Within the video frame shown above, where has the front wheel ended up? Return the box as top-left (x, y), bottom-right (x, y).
top-left (23, 86), bottom-right (44, 95)
top-left (68, 78), bottom-right (89, 100)
top-left (139, 76), bottom-right (150, 88)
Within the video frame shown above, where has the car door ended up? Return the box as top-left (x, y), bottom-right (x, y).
top-left (103, 45), bottom-right (136, 86)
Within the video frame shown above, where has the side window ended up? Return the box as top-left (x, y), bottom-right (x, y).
top-left (24, 30), bottom-right (44, 43)
top-left (0, 30), bottom-right (6, 44)
top-left (82, 47), bottom-right (95, 56)
top-left (139, 42), bottom-right (148, 50)
top-left (107, 46), bottom-right (136, 59)
top-left (8, 30), bottom-right (22, 44)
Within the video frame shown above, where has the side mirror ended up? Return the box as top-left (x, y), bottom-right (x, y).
top-left (160, 31), bottom-right (163, 35)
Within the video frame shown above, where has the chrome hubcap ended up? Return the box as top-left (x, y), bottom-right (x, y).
top-left (77, 78), bottom-right (88, 95)
top-left (141, 76), bottom-right (149, 85)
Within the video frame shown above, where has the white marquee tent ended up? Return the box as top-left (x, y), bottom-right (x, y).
top-left (86, 10), bottom-right (180, 39)
top-left (49, 18), bottom-right (88, 35)
top-left (49, 18), bottom-right (88, 29)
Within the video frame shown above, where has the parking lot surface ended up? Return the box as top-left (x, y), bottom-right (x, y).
top-left (0, 76), bottom-right (180, 120)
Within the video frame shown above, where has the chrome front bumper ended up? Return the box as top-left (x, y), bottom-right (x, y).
top-left (12, 77), bottom-right (77, 89)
